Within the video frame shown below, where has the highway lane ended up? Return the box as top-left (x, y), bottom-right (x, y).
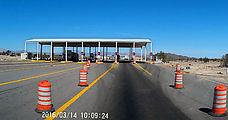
top-left (0, 63), bottom-right (82, 84)
top-left (137, 63), bottom-right (228, 120)
top-left (1, 62), bottom-right (227, 120)
top-left (64, 63), bottom-right (189, 120)
top-left (0, 62), bottom-right (54, 67)
top-left (0, 63), bottom-right (109, 120)
top-left (0, 62), bottom-right (71, 71)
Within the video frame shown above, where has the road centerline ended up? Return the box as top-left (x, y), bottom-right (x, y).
top-left (0, 63), bottom-right (97, 86)
top-left (45, 63), bottom-right (118, 120)
top-left (134, 63), bottom-right (152, 75)
top-left (0, 63), bottom-right (79, 72)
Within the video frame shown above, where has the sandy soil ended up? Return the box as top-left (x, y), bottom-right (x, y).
top-left (160, 60), bottom-right (228, 82)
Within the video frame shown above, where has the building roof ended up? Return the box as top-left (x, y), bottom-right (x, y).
top-left (26, 39), bottom-right (152, 48)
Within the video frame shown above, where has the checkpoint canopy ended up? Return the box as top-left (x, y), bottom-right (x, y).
top-left (25, 39), bottom-right (151, 47)
top-left (24, 39), bottom-right (152, 61)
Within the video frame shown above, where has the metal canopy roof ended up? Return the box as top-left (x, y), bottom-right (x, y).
top-left (26, 39), bottom-right (151, 48)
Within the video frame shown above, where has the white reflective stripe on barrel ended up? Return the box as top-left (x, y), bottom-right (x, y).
top-left (80, 76), bottom-right (87, 78)
top-left (214, 100), bottom-right (226, 103)
top-left (38, 100), bottom-right (52, 105)
top-left (38, 91), bottom-right (51, 96)
top-left (38, 96), bottom-right (51, 101)
top-left (80, 73), bottom-right (87, 74)
top-left (213, 104), bottom-right (226, 108)
top-left (80, 75), bottom-right (87, 77)
top-left (38, 87), bottom-right (50, 91)
top-left (176, 80), bottom-right (182, 81)
top-left (176, 82), bottom-right (183, 84)
top-left (80, 80), bottom-right (87, 82)
top-left (176, 77), bottom-right (182, 79)
top-left (215, 91), bottom-right (227, 94)
top-left (176, 75), bottom-right (182, 76)
top-left (215, 95), bottom-right (227, 99)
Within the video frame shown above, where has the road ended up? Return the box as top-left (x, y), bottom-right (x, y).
top-left (0, 62), bottom-right (227, 120)
top-left (65, 63), bottom-right (189, 120)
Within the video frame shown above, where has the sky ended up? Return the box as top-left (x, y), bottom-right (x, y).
top-left (0, 0), bottom-right (228, 58)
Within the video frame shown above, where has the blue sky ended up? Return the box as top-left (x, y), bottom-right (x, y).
top-left (0, 0), bottom-right (228, 58)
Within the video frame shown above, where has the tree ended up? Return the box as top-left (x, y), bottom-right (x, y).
top-left (156, 51), bottom-right (167, 62)
top-left (5, 50), bottom-right (12, 55)
top-left (202, 57), bottom-right (209, 63)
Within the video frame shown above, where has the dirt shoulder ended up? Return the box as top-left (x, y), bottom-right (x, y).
top-left (0, 55), bottom-right (20, 61)
top-left (159, 60), bottom-right (228, 83)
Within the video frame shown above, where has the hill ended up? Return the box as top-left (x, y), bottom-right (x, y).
top-left (165, 53), bottom-right (194, 60)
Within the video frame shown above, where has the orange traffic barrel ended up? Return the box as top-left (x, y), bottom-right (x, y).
top-left (86, 62), bottom-right (90, 69)
top-left (176, 64), bottom-right (180, 72)
top-left (35, 80), bottom-right (54, 113)
top-left (96, 59), bottom-right (98, 64)
top-left (78, 70), bottom-right (88, 87)
top-left (209, 84), bottom-right (227, 117)
top-left (133, 52), bottom-right (136, 64)
top-left (83, 64), bottom-right (87, 71)
top-left (115, 57), bottom-right (117, 64)
top-left (88, 60), bottom-right (90, 64)
top-left (174, 72), bottom-right (183, 89)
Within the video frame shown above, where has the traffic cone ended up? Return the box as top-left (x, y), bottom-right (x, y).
top-left (96, 59), bottom-right (98, 64)
top-left (176, 64), bottom-right (180, 72)
top-left (209, 84), bottom-right (227, 117)
top-left (87, 62), bottom-right (90, 69)
top-left (174, 72), bottom-right (183, 89)
top-left (78, 70), bottom-right (88, 87)
top-left (115, 59), bottom-right (117, 64)
top-left (35, 80), bottom-right (55, 113)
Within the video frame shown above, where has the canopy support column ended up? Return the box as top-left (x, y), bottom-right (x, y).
top-left (37, 42), bottom-right (39, 61)
top-left (40, 44), bottom-right (43, 60)
top-left (76, 47), bottom-right (78, 60)
top-left (89, 47), bottom-right (91, 59)
top-left (51, 42), bottom-right (53, 62)
top-left (81, 42), bottom-right (83, 62)
top-left (145, 45), bottom-right (147, 62)
top-left (103, 47), bottom-right (104, 61)
top-left (65, 42), bottom-right (68, 61)
top-left (24, 41), bottom-right (27, 53)
top-left (115, 42), bottom-right (117, 63)
top-left (133, 42), bottom-right (136, 64)
top-left (98, 42), bottom-right (100, 62)
top-left (150, 42), bottom-right (153, 62)
top-left (106, 47), bottom-right (108, 61)
top-left (141, 47), bottom-right (143, 61)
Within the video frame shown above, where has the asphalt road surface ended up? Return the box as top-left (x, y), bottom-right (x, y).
top-left (0, 62), bottom-right (227, 120)
top-left (65, 63), bottom-right (189, 120)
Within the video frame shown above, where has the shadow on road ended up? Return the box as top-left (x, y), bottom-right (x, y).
top-left (199, 108), bottom-right (212, 114)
